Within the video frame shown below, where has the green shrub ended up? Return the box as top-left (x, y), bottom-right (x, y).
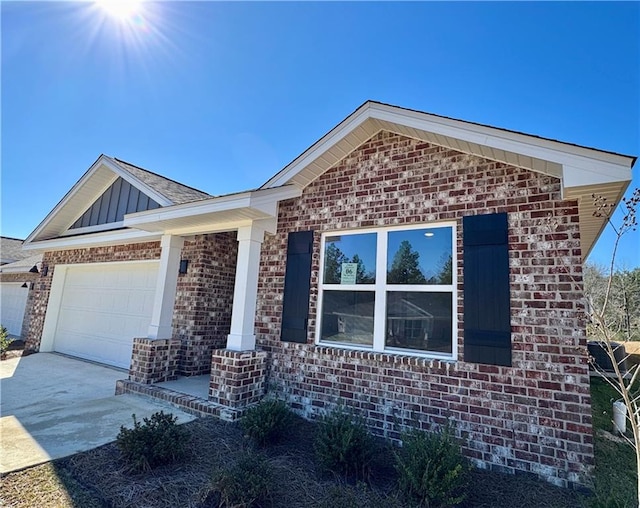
top-left (394, 424), bottom-right (468, 507)
top-left (241, 398), bottom-right (293, 446)
top-left (210, 449), bottom-right (273, 507)
top-left (314, 407), bottom-right (375, 480)
top-left (0, 325), bottom-right (10, 357)
top-left (116, 411), bottom-right (189, 472)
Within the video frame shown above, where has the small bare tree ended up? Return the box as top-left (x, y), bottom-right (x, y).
top-left (587, 188), bottom-right (640, 504)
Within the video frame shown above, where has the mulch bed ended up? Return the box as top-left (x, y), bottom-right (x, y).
top-left (0, 414), bottom-right (588, 508)
top-left (1, 339), bottom-right (28, 361)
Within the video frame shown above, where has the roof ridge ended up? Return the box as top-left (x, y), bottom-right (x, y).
top-left (113, 157), bottom-right (212, 197)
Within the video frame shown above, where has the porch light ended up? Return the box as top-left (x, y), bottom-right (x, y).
top-left (179, 259), bottom-right (189, 274)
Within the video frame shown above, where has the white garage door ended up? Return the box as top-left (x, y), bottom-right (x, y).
top-left (53, 262), bottom-right (158, 369)
top-left (0, 283), bottom-right (29, 336)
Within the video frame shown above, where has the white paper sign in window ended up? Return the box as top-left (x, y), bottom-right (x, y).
top-left (340, 263), bottom-right (358, 284)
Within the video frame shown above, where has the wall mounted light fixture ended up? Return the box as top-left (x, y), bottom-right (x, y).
top-left (41, 266), bottom-right (48, 277)
top-left (179, 259), bottom-right (189, 274)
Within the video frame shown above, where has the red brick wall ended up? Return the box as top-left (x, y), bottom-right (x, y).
top-left (129, 337), bottom-right (182, 383)
top-left (174, 232), bottom-right (237, 376)
top-left (209, 349), bottom-right (268, 420)
top-left (255, 131), bottom-right (591, 487)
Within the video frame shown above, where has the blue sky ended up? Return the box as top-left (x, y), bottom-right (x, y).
top-left (2, 1), bottom-right (638, 268)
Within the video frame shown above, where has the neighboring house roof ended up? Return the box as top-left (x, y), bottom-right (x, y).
top-left (0, 237), bottom-right (40, 265)
top-left (23, 154), bottom-right (212, 246)
top-left (0, 253), bottom-right (44, 274)
top-left (22, 102), bottom-right (636, 258)
top-left (1, 237), bottom-right (26, 264)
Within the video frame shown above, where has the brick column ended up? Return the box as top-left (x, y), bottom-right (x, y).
top-left (209, 349), bottom-right (267, 420)
top-left (129, 337), bottom-right (181, 384)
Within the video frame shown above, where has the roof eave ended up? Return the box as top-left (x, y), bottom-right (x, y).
top-left (123, 185), bottom-right (302, 236)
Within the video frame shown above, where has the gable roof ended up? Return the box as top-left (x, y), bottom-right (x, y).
top-left (21, 102), bottom-right (635, 258)
top-left (261, 101), bottom-right (636, 257)
top-left (24, 155), bottom-right (211, 244)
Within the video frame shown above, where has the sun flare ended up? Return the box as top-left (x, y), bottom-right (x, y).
top-left (95, 0), bottom-right (143, 22)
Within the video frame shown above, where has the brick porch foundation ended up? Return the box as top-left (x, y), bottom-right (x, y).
top-left (209, 349), bottom-right (268, 420)
top-left (129, 337), bottom-right (181, 384)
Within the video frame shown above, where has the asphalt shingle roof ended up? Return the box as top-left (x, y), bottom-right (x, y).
top-left (110, 158), bottom-right (212, 205)
top-left (0, 237), bottom-right (32, 264)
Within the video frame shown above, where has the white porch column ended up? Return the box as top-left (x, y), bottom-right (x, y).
top-left (226, 224), bottom-right (265, 351)
top-left (147, 234), bottom-right (184, 339)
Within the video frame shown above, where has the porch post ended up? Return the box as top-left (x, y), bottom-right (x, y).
top-left (226, 224), bottom-right (265, 351)
top-left (147, 234), bottom-right (184, 339)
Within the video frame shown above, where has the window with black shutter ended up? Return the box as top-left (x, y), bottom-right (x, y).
top-left (316, 223), bottom-right (456, 358)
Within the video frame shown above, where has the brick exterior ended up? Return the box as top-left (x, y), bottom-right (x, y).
top-left (209, 349), bottom-right (268, 420)
top-left (173, 233), bottom-right (237, 376)
top-left (129, 337), bottom-right (181, 383)
top-left (22, 236), bottom-right (237, 380)
top-left (255, 131), bottom-right (592, 487)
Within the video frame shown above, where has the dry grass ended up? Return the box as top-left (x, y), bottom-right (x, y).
top-left (0, 413), bottom-right (590, 508)
top-left (0, 462), bottom-right (103, 508)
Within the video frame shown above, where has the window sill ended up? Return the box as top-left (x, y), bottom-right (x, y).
top-left (313, 341), bottom-right (456, 365)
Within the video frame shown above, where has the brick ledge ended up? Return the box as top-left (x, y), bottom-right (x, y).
top-left (115, 379), bottom-right (249, 421)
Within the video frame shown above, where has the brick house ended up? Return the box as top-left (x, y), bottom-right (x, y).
top-left (21, 102), bottom-right (635, 487)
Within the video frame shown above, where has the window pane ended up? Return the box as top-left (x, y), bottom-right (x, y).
top-left (385, 292), bottom-right (452, 353)
top-left (323, 233), bottom-right (376, 284)
top-left (321, 291), bottom-right (375, 345)
top-left (387, 228), bottom-right (453, 284)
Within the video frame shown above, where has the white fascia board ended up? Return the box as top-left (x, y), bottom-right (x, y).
top-left (248, 185), bottom-right (302, 214)
top-left (124, 193), bottom-right (256, 227)
top-left (0, 265), bottom-right (32, 274)
top-left (59, 221), bottom-right (125, 237)
top-left (124, 185), bottom-right (302, 230)
top-left (22, 229), bottom-right (161, 251)
top-left (101, 156), bottom-right (173, 207)
top-left (261, 101), bottom-right (634, 193)
top-left (562, 164), bottom-right (633, 190)
top-left (23, 154), bottom-right (174, 247)
top-left (23, 155), bottom-right (110, 245)
top-left (261, 104), bottom-right (373, 189)
top-left (160, 219), bottom-right (255, 236)
top-left (369, 105), bottom-right (634, 187)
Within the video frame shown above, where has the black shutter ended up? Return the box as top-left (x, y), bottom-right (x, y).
top-left (281, 230), bottom-right (314, 343)
top-left (463, 213), bottom-right (511, 366)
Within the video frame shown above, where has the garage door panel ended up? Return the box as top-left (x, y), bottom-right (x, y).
top-left (0, 283), bottom-right (29, 336)
top-left (53, 262), bottom-right (159, 368)
top-left (56, 330), bottom-right (134, 368)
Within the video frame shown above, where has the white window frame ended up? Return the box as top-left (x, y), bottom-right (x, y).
top-left (316, 222), bottom-right (457, 360)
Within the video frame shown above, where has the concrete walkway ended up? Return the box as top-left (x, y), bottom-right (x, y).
top-left (0, 353), bottom-right (195, 473)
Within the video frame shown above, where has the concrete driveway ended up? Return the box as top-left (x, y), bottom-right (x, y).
top-left (0, 353), bottom-right (195, 473)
